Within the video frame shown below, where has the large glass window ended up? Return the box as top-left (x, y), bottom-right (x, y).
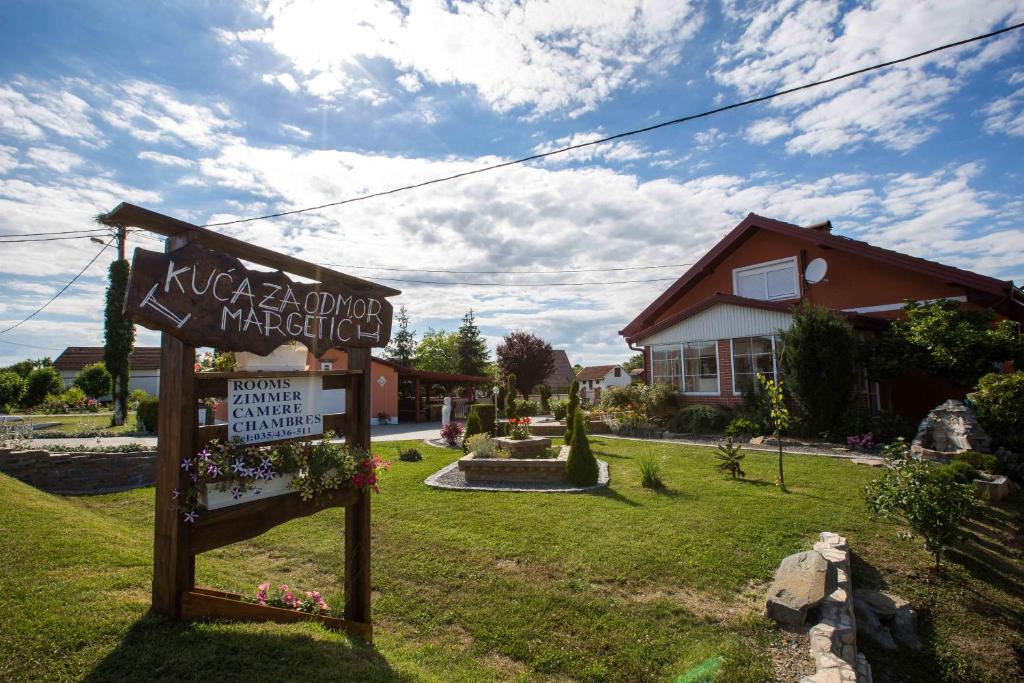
top-left (733, 258), bottom-right (799, 301)
top-left (731, 336), bottom-right (780, 393)
top-left (683, 341), bottom-right (719, 394)
top-left (651, 348), bottom-right (681, 387)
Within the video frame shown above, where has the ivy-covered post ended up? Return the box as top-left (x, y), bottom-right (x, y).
top-left (104, 249), bottom-right (134, 427)
top-left (759, 373), bottom-right (790, 491)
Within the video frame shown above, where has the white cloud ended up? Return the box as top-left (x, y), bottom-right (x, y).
top-left (228, 0), bottom-right (704, 116)
top-left (0, 80), bottom-right (105, 144)
top-left (279, 123), bottom-right (312, 140)
top-left (261, 72), bottom-right (300, 93)
top-left (745, 117), bottom-right (793, 144)
top-left (138, 150), bottom-right (194, 167)
top-left (693, 127), bottom-right (726, 150)
top-left (715, 0), bottom-right (1024, 154)
top-left (100, 81), bottom-right (240, 149)
top-left (0, 145), bottom-right (21, 173)
top-left (25, 146), bottom-right (86, 173)
top-left (532, 130), bottom-right (651, 164)
top-left (982, 86), bottom-right (1024, 137)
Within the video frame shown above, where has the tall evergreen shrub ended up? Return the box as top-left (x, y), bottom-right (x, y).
top-left (470, 403), bottom-right (496, 435)
top-left (564, 379), bottom-right (580, 444)
top-left (566, 409), bottom-right (598, 486)
top-left (463, 410), bottom-right (483, 453)
top-left (504, 373), bottom-right (517, 419)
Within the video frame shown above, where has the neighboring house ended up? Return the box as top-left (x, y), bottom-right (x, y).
top-left (543, 350), bottom-right (577, 393)
top-left (576, 365), bottom-right (631, 403)
top-left (619, 213), bottom-right (1024, 421)
top-left (309, 349), bottom-right (490, 424)
top-left (53, 347), bottom-right (162, 397)
top-left (629, 368), bottom-right (645, 384)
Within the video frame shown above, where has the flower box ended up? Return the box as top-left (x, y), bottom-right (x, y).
top-left (458, 445), bottom-right (569, 483)
top-left (200, 473), bottom-right (296, 510)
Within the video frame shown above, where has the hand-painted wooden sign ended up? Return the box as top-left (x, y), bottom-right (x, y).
top-left (123, 242), bottom-right (393, 354)
top-left (227, 376), bottom-right (345, 445)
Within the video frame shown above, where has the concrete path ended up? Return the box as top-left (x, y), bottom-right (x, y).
top-left (18, 421), bottom-right (445, 450)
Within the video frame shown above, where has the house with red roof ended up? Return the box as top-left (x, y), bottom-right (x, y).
top-left (576, 364), bottom-right (630, 403)
top-left (620, 213), bottom-right (1024, 421)
top-left (54, 347), bottom-right (162, 397)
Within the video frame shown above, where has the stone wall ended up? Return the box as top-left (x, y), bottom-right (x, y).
top-left (0, 447), bottom-right (156, 494)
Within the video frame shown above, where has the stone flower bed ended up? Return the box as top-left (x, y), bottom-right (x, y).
top-left (458, 443), bottom-right (568, 484)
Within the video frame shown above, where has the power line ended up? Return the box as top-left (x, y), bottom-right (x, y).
top-left (201, 21), bottom-right (1024, 229)
top-left (0, 238), bottom-right (114, 336)
top-left (369, 275), bottom-right (680, 287)
top-left (0, 233), bottom-right (116, 244)
top-left (0, 228), bottom-right (111, 238)
top-left (0, 338), bottom-right (64, 351)
top-left (320, 261), bottom-right (696, 274)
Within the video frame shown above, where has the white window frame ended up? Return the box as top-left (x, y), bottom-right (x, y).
top-left (681, 340), bottom-right (721, 396)
top-left (650, 345), bottom-right (682, 389)
top-left (732, 256), bottom-right (800, 301)
top-left (730, 335), bottom-right (781, 395)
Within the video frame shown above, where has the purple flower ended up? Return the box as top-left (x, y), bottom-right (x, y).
top-left (260, 457), bottom-right (273, 469)
top-left (183, 511), bottom-right (198, 524)
top-left (231, 486), bottom-right (243, 500)
top-left (190, 473), bottom-right (198, 482)
top-left (198, 449), bottom-right (211, 460)
top-left (231, 458), bottom-right (245, 474)
top-left (206, 464), bottom-right (222, 478)
top-left (181, 458), bottom-right (193, 471)
top-left (171, 488), bottom-right (180, 499)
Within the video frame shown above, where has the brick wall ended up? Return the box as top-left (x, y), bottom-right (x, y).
top-left (0, 448), bottom-right (156, 495)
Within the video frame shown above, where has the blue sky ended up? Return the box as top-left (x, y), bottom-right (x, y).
top-left (0, 0), bottom-right (1022, 369)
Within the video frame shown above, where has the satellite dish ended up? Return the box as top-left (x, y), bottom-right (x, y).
top-left (804, 258), bottom-right (828, 284)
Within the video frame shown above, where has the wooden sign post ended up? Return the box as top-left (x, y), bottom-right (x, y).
top-left (98, 203), bottom-right (400, 640)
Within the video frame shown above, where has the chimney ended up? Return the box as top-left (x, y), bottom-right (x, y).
top-left (805, 220), bottom-right (832, 233)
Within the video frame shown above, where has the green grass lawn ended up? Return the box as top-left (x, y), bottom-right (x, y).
top-left (16, 412), bottom-right (141, 434)
top-left (1, 438), bottom-right (1021, 682)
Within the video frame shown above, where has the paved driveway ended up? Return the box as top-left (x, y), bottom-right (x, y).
top-left (18, 421), bottom-right (444, 450)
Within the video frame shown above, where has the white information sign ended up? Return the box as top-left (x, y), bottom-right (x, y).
top-left (227, 376), bottom-right (346, 445)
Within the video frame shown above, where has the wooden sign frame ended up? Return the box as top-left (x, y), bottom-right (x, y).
top-left (98, 203), bottom-right (401, 641)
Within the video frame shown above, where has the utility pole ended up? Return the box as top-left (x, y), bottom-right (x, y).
top-left (102, 224), bottom-right (134, 426)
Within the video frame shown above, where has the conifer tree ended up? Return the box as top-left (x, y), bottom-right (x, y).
top-left (385, 305), bottom-right (416, 366)
top-left (566, 408), bottom-right (598, 486)
top-left (456, 309), bottom-right (489, 376)
top-left (463, 409), bottom-right (483, 453)
top-left (564, 379), bottom-right (579, 444)
top-left (504, 372), bottom-right (517, 420)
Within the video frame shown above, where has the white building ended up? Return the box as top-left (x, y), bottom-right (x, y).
top-left (54, 347), bottom-right (162, 397)
top-left (576, 365), bottom-right (631, 403)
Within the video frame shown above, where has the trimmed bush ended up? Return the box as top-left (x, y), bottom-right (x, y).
top-left (73, 362), bottom-right (112, 399)
top-left (398, 448), bottom-right (422, 462)
top-left (538, 384), bottom-right (551, 413)
top-left (725, 418), bottom-right (761, 438)
top-left (564, 379), bottom-right (580, 445)
top-left (469, 404), bottom-right (496, 435)
top-left (504, 373), bottom-right (518, 419)
top-left (973, 371), bottom-right (1024, 452)
top-left (23, 366), bottom-right (63, 408)
top-left (550, 399), bottom-right (569, 421)
top-left (513, 399), bottom-right (539, 417)
top-left (0, 370), bottom-right (26, 413)
top-left (565, 409), bottom-right (598, 486)
top-left (463, 410), bottom-right (483, 453)
top-left (953, 451), bottom-right (1000, 474)
top-left (668, 404), bottom-right (731, 433)
top-left (137, 397), bottom-right (159, 434)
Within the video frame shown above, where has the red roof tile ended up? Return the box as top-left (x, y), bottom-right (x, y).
top-left (54, 347), bottom-right (162, 371)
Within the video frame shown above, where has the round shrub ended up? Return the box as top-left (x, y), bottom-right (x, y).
top-left (0, 370), bottom-right (26, 412)
top-left (73, 362), bottom-right (112, 399)
top-left (725, 417), bottom-right (762, 438)
top-left (398, 448), bottom-right (422, 462)
top-left (513, 399), bottom-right (539, 417)
top-left (972, 371), bottom-right (1024, 452)
top-left (23, 366), bottom-right (63, 407)
top-left (668, 404), bottom-right (731, 433)
top-left (137, 397), bottom-right (159, 433)
top-left (550, 399), bottom-right (569, 421)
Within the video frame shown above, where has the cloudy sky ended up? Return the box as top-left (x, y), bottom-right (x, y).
top-left (0, 0), bottom-right (1022, 369)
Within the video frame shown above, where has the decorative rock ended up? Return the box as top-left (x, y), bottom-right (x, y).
top-left (911, 399), bottom-right (991, 459)
top-left (854, 589), bottom-right (908, 617)
top-left (766, 550), bottom-right (829, 625)
top-left (852, 588), bottom-right (921, 651)
top-left (853, 594), bottom-right (896, 649)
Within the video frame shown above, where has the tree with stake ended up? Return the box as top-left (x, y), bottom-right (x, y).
top-left (759, 373), bottom-right (789, 491)
top-left (104, 258), bottom-right (134, 426)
